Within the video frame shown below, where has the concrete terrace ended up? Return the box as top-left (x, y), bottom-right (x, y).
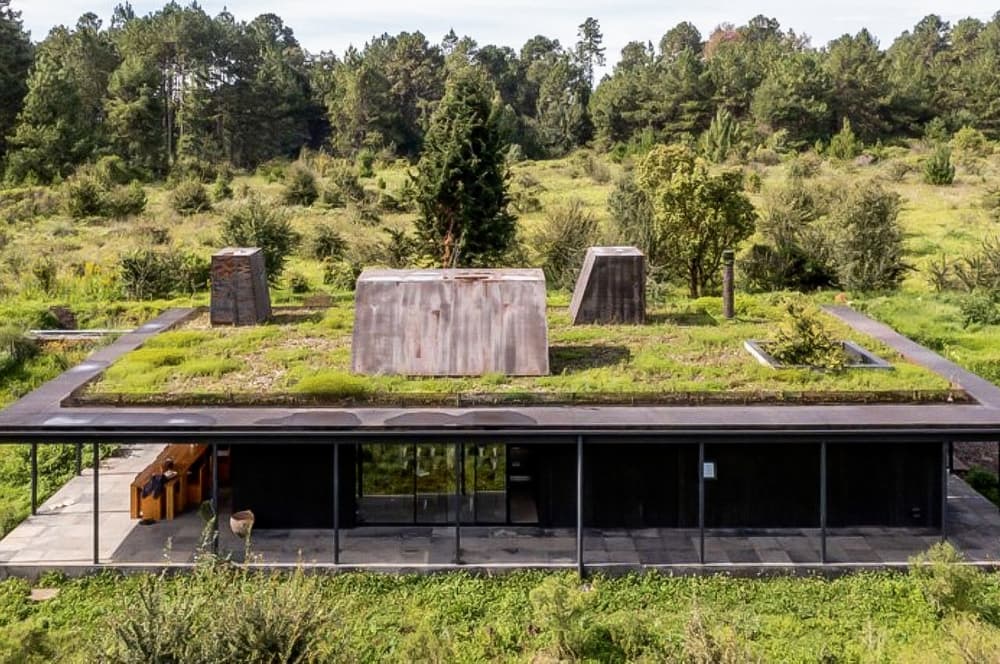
top-left (1, 443), bottom-right (999, 575)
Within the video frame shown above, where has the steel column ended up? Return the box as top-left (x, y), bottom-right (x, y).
top-left (820, 441), bottom-right (827, 564)
top-left (576, 435), bottom-right (585, 578)
top-left (948, 441), bottom-right (954, 473)
top-left (76, 443), bottom-right (82, 475)
top-left (698, 442), bottom-right (705, 565)
top-left (454, 442), bottom-right (461, 564)
top-left (333, 442), bottom-right (340, 565)
top-left (30, 443), bottom-right (37, 515)
top-left (92, 442), bottom-right (99, 565)
top-left (211, 443), bottom-right (219, 554)
top-left (941, 441), bottom-right (948, 542)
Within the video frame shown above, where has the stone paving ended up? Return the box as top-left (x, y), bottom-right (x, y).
top-left (2, 444), bottom-right (999, 573)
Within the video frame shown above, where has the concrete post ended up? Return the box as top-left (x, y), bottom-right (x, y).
top-left (722, 250), bottom-right (735, 320)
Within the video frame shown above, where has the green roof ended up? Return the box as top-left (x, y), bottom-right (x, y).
top-left (74, 295), bottom-right (958, 407)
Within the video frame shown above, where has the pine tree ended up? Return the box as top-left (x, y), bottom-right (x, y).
top-left (0, 0), bottom-right (32, 164)
top-left (413, 68), bottom-right (515, 267)
top-left (575, 17), bottom-right (605, 88)
top-left (700, 107), bottom-right (738, 162)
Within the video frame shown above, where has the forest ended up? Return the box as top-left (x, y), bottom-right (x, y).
top-left (2, 2), bottom-right (1000, 181)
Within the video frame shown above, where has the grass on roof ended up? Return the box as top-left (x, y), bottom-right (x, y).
top-left (77, 292), bottom-right (956, 407)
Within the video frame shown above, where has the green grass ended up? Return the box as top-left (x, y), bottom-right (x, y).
top-left (80, 292), bottom-right (954, 406)
top-left (1, 565), bottom-right (999, 662)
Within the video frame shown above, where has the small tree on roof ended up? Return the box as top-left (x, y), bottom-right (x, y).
top-left (412, 67), bottom-right (516, 267)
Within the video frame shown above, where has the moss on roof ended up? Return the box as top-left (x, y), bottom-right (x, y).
top-left (74, 294), bottom-right (958, 407)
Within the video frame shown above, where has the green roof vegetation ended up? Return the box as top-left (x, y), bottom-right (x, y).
top-left (77, 293), bottom-right (956, 407)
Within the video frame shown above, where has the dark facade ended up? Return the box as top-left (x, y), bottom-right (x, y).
top-left (230, 441), bottom-right (943, 531)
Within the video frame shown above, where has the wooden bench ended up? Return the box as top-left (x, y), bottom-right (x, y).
top-left (130, 444), bottom-right (211, 521)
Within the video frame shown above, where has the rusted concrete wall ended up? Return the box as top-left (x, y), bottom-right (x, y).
top-left (569, 247), bottom-right (646, 324)
top-left (210, 248), bottom-right (271, 326)
top-left (352, 269), bottom-right (549, 376)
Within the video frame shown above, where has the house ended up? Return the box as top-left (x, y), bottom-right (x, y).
top-left (1, 258), bottom-right (999, 572)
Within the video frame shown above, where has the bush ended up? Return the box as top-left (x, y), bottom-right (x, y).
top-left (170, 180), bottom-right (212, 216)
top-left (582, 153), bottom-right (612, 183)
top-left (529, 575), bottom-right (592, 660)
top-left (965, 466), bottom-right (999, 506)
top-left (982, 185), bottom-right (1000, 223)
top-left (828, 180), bottom-right (906, 291)
top-left (119, 249), bottom-right (208, 299)
top-left (827, 118), bottom-right (863, 161)
top-left (768, 299), bottom-right (847, 369)
top-left (536, 199), bottom-right (599, 289)
top-left (221, 196), bottom-right (299, 283)
top-left (0, 326), bottom-right (39, 372)
top-left (211, 170), bottom-right (233, 202)
top-left (909, 543), bottom-right (997, 619)
top-left (787, 152), bottom-right (822, 178)
top-left (924, 145), bottom-right (956, 185)
top-left (608, 177), bottom-right (655, 257)
top-left (884, 160), bottom-right (912, 182)
top-left (959, 292), bottom-right (1000, 328)
top-left (171, 156), bottom-right (217, 183)
top-left (323, 259), bottom-right (361, 291)
top-left (307, 224), bottom-right (347, 261)
top-left (94, 155), bottom-right (134, 186)
top-left (356, 148), bottom-right (375, 178)
top-left (951, 126), bottom-right (990, 159)
top-left (63, 174), bottom-right (107, 218)
top-left (281, 164), bottom-right (318, 206)
top-left (286, 271), bottom-right (311, 294)
top-left (0, 186), bottom-right (59, 223)
top-left (103, 182), bottom-right (147, 219)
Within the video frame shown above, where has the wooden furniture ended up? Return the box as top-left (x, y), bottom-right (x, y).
top-left (130, 443), bottom-right (210, 521)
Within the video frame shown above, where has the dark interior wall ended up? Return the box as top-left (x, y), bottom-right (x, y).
top-left (704, 443), bottom-right (821, 528)
top-left (584, 444), bottom-right (697, 528)
top-left (828, 442), bottom-right (941, 527)
top-left (231, 444), bottom-right (356, 529)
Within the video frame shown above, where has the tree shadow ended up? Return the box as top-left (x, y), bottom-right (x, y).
top-left (549, 345), bottom-right (631, 373)
top-left (646, 310), bottom-right (719, 326)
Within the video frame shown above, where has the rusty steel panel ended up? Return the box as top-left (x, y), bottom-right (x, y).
top-left (352, 268), bottom-right (549, 376)
top-left (569, 247), bottom-right (646, 325)
top-left (210, 248), bottom-right (271, 326)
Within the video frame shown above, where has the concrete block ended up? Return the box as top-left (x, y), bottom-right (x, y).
top-left (569, 247), bottom-right (645, 325)
top-left (210, 248), bottom-right (271, 326)
top-left (352, 268), bottom-right (549, 376)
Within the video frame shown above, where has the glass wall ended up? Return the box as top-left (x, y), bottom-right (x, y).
top-left (356, 443), bottom-right (508, 525)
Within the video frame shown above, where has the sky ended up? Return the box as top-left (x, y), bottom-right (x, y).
top-left (10, 1), bottom-right (1000, 77)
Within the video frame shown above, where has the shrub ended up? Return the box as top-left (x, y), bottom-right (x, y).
top-left (700, 108), bottom-right (740, 163)
top-left (951, 126), bottom-right (990, 159)
top-left (31, 257), bottom-right (58, 294)
top-left (211, 170), bottom-right (233, 202)
top-left (281, 164), bottom-right (318, 206)
top-left (104, 182), bottom-right (147, 219)
top-left (286, 271), bottom-right (311, 294)
top-left (0, 186), bottom-right (59, 223)
top-left (909, 542), bottom-right (996, 619)
top-left (170, 180), bottom-right (212, 216)
top-left (171, 156), bottom-right (217, 183)
top-left (608, 177), bottom-right (655, 258)
top-left (307, 224), bottom-right (347, 261)
top-left (294, 371), bottom-right (372, 399)
top-left (768, 299), bottom-right (847, 369)
top-left (982, 185), bottom-right (1000, 223)
top-left (959, 292), bottom-right (1000, 327)
top-left (787, 152), bottom-right (822, 178)
top-left (323, 259), bottom-right (360, 291)
top-left (682, 606), bottom-right (755, 664)
top-left (63, 173), bottom-right (106, 218)
top-left (827, 118), bottom-right (863, 161)
top-left (119, 249), bottom-right (208, 299)
top-left (924, 145), bottom-right (956, 185)
top-left (356, 148), bottom-right (375, 177)
top-left (220, 196), bottom-right (299, 283)
top-left (582, 153), bottom-right (612, 183)
top-left (884, 160), bottom-right (912, 182)
top-left (94, 155), bottom-right (134, 186)
top-left (827, 180), bottom-right (906, 291)
top-left (529, 575), bottom-right (592, 660)
top-left (964, 466), bottom-right (999, 506)
top-left (0, 326), bottom-right (39, 372)
top-left (536, 199), bottom-right (599, 289)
